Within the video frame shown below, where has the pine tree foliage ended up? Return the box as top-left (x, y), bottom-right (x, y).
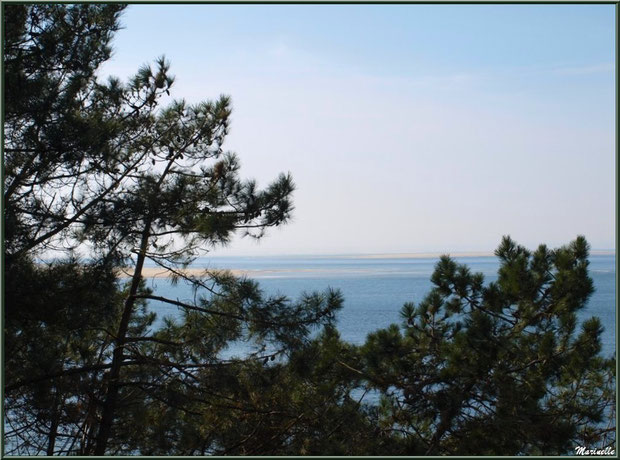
top-left (5, 3), bottom-right (133, 258)
top-left (3, 4), bottom-right (339, 455)
top-left (359, 236), bottom-right (616, 455)
top-left (4, 259), bottom-right (127, 455)
top-left (2, 4), bottom-right (615, 456)
top-left (110, 326), bottom-right (388, 456)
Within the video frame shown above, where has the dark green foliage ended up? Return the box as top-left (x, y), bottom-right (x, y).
top-left (3, 3), bottom-right (615, 456)
top-left (112, 327), bottom-right (388, 456)
top-left (4, 3), bottom-right (129, 259)
top-left (3, 258), bottom-right (155, 455)
top-left (360, 236), bottom-right (615, 455)
top-left (3, 3), bottom-right (332, 455)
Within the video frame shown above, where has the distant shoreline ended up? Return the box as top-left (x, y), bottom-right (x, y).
top-left (116, 267), bottom-right (246, 279)
top-left (344, 251), bottom-right (495, 259)
top-left (343, 250), bottom-right (616, 259)
top-left (114, 250), bottom-right (615, 279)
top-left (205, 250), bottom-right (615, 259)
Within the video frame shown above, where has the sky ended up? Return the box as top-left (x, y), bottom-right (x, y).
top-left (99, 4), bottom-right (616, 256)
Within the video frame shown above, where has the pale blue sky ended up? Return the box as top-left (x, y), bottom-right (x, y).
top-left (100, 4), bottom-right (615, 255)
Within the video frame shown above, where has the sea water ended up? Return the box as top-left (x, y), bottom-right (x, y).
top-left (142, 254), bottom-right (616, 358)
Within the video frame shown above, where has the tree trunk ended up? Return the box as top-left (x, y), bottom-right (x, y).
top-left (93, 222), bottom-right (151, 455)
top-left (46, 404), bottom-right (61, 455)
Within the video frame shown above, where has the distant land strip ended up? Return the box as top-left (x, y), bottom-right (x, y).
top-left (114, 250), bottom-right (614, 279)
top-left (117, 267), bottom-right (347, 279)
top-left (345, 251), bottom-right (495, 259)
top-left (340, 250), bottom-right (615, 259)
top-left (116, 267), bottom-right (245, 279)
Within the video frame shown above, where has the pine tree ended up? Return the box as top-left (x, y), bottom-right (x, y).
top-left (3, 4), bottom-right (341, 455)
top-left (3, 259), bottom-right (126, 455)
top-left (5, 4), bottom-right (614, 456)
top-left (359, 236), bottom-right (616, 455)
top-left (4, 4), bottom-right (130, 259)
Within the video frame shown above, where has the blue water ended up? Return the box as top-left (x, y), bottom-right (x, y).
top-left (143, 254), bottom-right (616, 357)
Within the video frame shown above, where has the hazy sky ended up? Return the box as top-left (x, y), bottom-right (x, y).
top-left (100, 4), bottom-right (615, 256)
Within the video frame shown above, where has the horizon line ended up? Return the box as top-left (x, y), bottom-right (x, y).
top-left (205, 249), bottom-right (617, 259)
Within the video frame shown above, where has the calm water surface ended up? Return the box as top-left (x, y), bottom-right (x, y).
top-left (144, 255), bottom-right (616, 357)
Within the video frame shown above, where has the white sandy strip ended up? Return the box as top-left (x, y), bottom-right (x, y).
top-left (117, 267), bottom-right (347, 279)
top-left (116, 250), bottom-right (615, 279)
top-left (116, 267), bottom-right (246, 279)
